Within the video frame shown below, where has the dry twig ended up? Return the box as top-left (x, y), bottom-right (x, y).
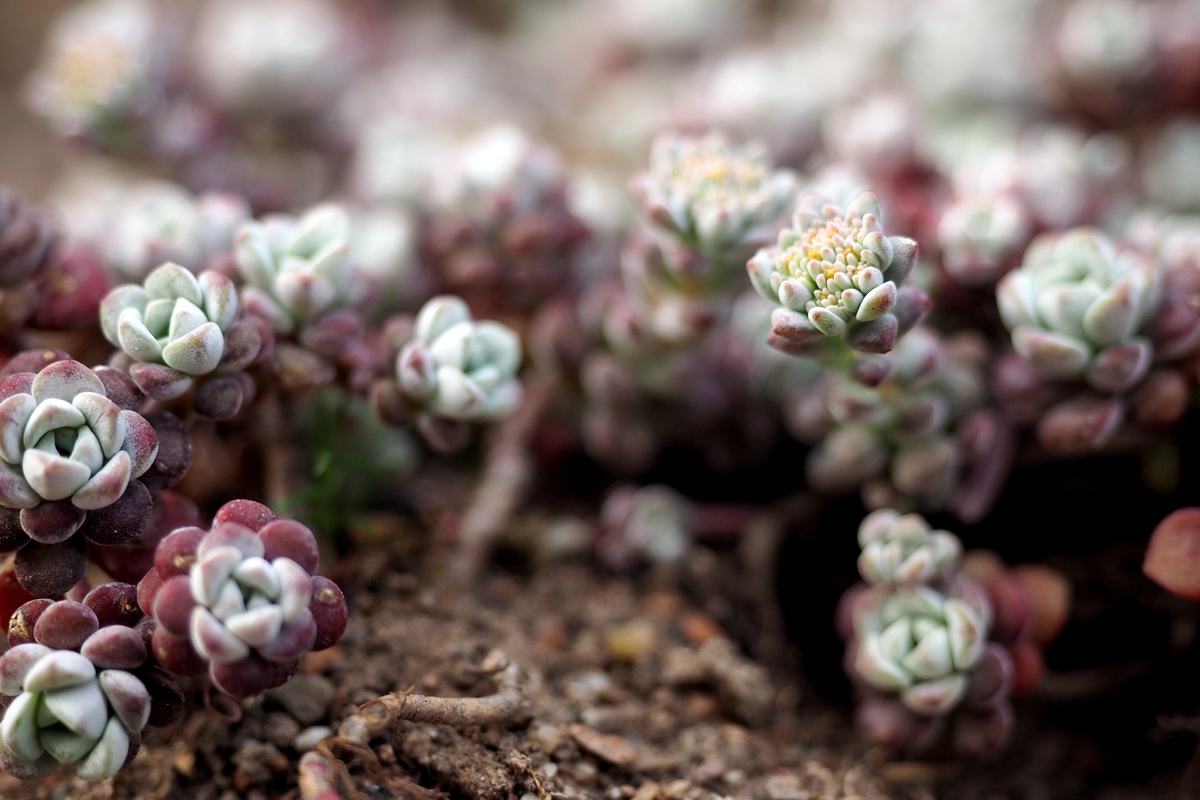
top-left (300, 650), bottom-right (523, 800)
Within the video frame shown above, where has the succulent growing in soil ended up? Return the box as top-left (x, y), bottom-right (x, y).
top-left (395, 295), bottom-right (523, 425)
top-left (235, 204), bottom-right (354, 336)
top-left (0, 189), bottom-right (60, 289)
top-left (0, 360), bottom-right (160, 591)
top-left (631, 132), bottom-right (796, 279)
top-left (857, 509), bottom-right (962, 587)
top-left (0, 593), bottom-right (183, 780)
top-left (141, 500), bottom-right (347, 699)
top-left (748, 192), bottom-right (920, 355)
top-left (997, 228), bottom-right (1161, 392)
top-left (100, 263), bottom-right (261, 408)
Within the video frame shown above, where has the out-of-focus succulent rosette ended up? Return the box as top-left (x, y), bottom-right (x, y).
top-left (25, 0), bottom-right (171, 153)
top-left (595, 484), bottom-right (692, 571)
top-left (100, 262), bottom-right (262, 419)
top-left (748, 191), bottom-right (923, 356)
top-left (139, 500), bottom-right (347, 698)
top-left (936, 190), bottom-right (1032, 287)
top-left (630, 132), bottom-right (796, 284)
top-left (0, 360), bottom-right (170, 596)
top-left (374, 296), bottom-right (523, 452)
top-left (792, 328), bottom-right (1006, 522)
top-left (192, 0), bottom-right (354, 119)
top-left (0, 591), bottom-right (183, 780)
top-left (998, 228), bottom-right (1161, 393)
top-left (420, 124), bottom-right (589, 314)
top-left (1142, 119), bottom-right (1200, 213)
top-left (839, 510), bottom-right (1044, 760)
top-left (235, 203), bottom-right (355, 336)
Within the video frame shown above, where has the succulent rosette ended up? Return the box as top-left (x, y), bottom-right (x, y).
top-left (937, 192), bottom-right (1032, 286)
top-left (852, 583), bottom-right (989, 715)
top-left (596, 484), bottom-right (692, 571)
top-left (100, 263), bottom-right (261, 414)
top-left (0, 593), bottom-right (183, 780)
top-left (748, 192), bottom-right (920, 355)
top-left (396, 295), bottom-right (523, 424)
top-left (857, 509), bottom-right (962, 588)
top-left (140, 500), bottom-right (347, 699)
top-left (235, 204), bottom-right (354, 336)
top-left (997, 228), bottom-right (1162, 393)
top-left (0, 361), bottom-right (159, 585)
top-left (797, 328), bottom-right (995, 516)
top-left (631, 132), bottom-right (796, 280)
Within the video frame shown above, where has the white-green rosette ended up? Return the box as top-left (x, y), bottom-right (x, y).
top-left (235, 204), bottom-right (353, 335)
top-left (0, 647), bottom-right (149, 780)
top-left (997, 228), bottom-right (1162, 393)
top-left (632, 132), bottom-right (796, 273)
top-left (853, 585), bottom-right (990, 716)
top-left (100, 263), bottom-right (238, 393)
top-left (396, 296), bottom-right (523, 422)
top-left (857, 509), bottom-right (962, 588)
top-left (748, 192), bottom-right (917, 353)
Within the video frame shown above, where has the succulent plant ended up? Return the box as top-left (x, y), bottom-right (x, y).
top-left (997, 228), bottom-right (1161, 393)
top-left (0, 189), bottom-right (60, 289)
top-left (99, 263), bottom-right (261, 414)
top-left (630, 132), bottom-right (796, 280)
top-left (796, 327), bottom-right (993, 515)
top-left (937, 192), bottom-right (1031, 286)
top-left (423, 125), bottom-right (589, 312)
top-left (25, 0), bottom-right (161, 148)
top-left (235, 204), bottom-right (354, 336)
top-left (140, 500), bottom-right (347, 698)
top-left (596, 484), bottom-right (692, 571)
top-left (0, 360), bottom-right (159, 556)
top-left (857, 509), bottom-right (962, 587)
top-left (395, 295), bottom-right (523, 425)
top-left (852, 584), bottom-right (989, 715)
top-left (748, 192), bottom-right (920, 355)
top-left (0, 595), bottom-right (182, 780)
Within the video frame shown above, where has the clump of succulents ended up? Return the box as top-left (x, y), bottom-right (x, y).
top-left (422, 125), bottom-right (589, 313)
top-left (100, 262), bottom-right (262, 419)
top-left (792, 328), bottom-right (1001, 520)
top-left (630, 132), bottom-right (796, 284)
top-left (373, 295), bottom-right (523, 451)
top-left (748, 192), bottom-right (922, 355)
top-left (0, 591), bottom-right (183, 780)
top-left (0, 360), bottom-right (169, 597)
top-left (841, 511), bottom-right (1017, 759)
top-left (998, 228), bottom-right (1161, 392)
top-left (139, 500), bottom-right (347, 699)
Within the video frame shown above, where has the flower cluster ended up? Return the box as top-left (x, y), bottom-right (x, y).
top-left (631, 132), bottom-right (796, 278)
top-left (748, 192), bottom-right (921, 355)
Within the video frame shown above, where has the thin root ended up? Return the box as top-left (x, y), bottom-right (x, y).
top-left (299, 650), bottom-right (522, 800)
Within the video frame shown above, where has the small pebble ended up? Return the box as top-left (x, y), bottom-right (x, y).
top-left (663, 779), bottom-right (692, 799)
top-left (632, 781), bottom-right (661, 800)
top-left (607, 619), bottom-right (658, 662)
top-left (679, 613), bottom-right (723, 645)
top-left (764, 774), bottom-right (809, 800)
top-left (529, 722), bottom-right (566, 754)
top-left (268, 673), bottom-right (335, 725)
top-left (569, 723), bottom-right (638, 766)
top-left (293, 725), bottom-right (332, 752)
top-left (262, 712), bottom-right (301, 748)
